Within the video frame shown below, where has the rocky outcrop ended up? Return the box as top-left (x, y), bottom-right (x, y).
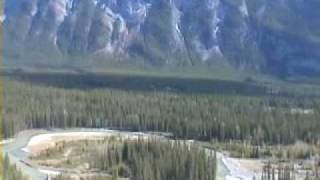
top-left (4, 0), bottom-right (320, 76)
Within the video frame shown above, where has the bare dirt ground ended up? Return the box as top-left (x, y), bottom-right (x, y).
top-left (24, 132), bottom-right (109, 156)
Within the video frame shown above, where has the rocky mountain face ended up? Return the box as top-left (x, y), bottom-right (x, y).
top-left (3, 0), bottom-right (320, 77)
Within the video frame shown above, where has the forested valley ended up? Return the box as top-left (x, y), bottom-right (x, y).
top-left (3, 74), bottom-right (320, 145)
top-left (2, 72), bottom-right (320, 180)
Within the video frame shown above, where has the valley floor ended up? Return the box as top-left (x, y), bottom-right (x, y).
top-left (3, 129), bottom-right (231, 180)
top-left (3, 129), bottom-right (316, 180)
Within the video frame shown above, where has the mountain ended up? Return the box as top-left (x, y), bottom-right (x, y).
top-left (3, 0), bottom-right (320, 77)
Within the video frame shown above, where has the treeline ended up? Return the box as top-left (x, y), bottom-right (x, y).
top-left (211, 141), bottom-right (320, 160)
top-left (3, 78), bottom-right (320, 145)
top-left (87, 138), bottom-right (217, 180)
top-left (2, 154), bottom-right (27, 180)
top-left (261, 163), bottom-right (296, 180)
top-left (261, 162), bottom-right (319, 180)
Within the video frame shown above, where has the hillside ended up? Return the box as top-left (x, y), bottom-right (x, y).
top-left (3, 0), bottom-right (320, 78)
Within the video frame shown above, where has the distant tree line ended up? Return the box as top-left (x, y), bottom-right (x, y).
top-left (3, 78), bottom-right (320, 145)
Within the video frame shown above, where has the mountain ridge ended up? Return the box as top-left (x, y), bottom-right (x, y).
top-left (3, 0), bottom-right (320, 78)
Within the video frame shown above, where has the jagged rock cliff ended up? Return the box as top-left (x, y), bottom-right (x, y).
top-left (4, 0), bottom-right (320, 76)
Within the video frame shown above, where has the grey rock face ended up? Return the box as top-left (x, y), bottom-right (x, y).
top-left (4, 0), bottom-right (320, 76)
